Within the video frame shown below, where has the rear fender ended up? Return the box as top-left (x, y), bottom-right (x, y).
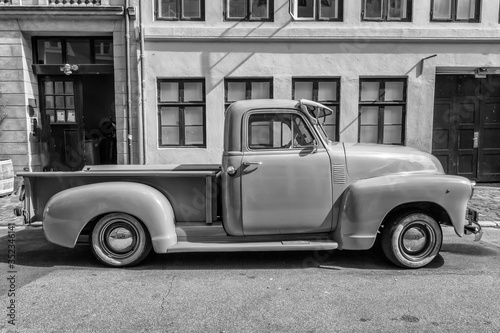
top-left (43, 182), bottom-right (177, 253)
top-left (336, 174), bottom-right (472, 250)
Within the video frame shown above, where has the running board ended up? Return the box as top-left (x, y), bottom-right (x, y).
top-left (166, 240), bottom-right (338, 253)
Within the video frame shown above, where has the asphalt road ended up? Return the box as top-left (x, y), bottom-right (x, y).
top-left (1, 226), bottom-right (500, 333)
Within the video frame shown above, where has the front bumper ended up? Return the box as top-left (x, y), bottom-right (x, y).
top-left (464, 208), bottom-right (482, 241)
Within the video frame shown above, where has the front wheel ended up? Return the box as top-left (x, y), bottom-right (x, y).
top-left (91, 213), bottom-right (152, 267)
top-left (381, 212), bottom-right (442, 269)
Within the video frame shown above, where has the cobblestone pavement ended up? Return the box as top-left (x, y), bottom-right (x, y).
top-left (0, 185), bottom-right (498, 227)
top-left (468, 186), bottom-right (500, 223)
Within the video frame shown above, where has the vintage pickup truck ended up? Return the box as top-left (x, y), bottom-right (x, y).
top-left (16, 99), bottom-right (482, 268)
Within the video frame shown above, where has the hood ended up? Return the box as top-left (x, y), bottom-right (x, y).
top-left (342, 143), bottom-right (444, 180)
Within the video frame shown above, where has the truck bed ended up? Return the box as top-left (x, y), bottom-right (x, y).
top-left (18, 164), bottom-right (221, 224)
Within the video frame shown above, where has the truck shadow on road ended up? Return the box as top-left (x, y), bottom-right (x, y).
top-left (1, 227), bottom-right (497, 271)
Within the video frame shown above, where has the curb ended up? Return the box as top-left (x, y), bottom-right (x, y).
top-left (478, 221), bottom-right (500, 228)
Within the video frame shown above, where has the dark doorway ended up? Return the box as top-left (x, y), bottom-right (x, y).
top-left (82, 75), bottom-right (117, 166)
top-left (39, 74), bottom-right (116, 171)
top-left (433, 75), bottom-right (500, 182)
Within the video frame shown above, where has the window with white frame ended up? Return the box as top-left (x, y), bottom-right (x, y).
top-left (158, 79), bottom-right (206, 147)
top-left (157, 0), bottom-right (204, 20)
top-left (289, 0), bottom-right (343, 21)
top-left (362, 0), bottom-right (412, 21)
top-left (225, 0), bottom-right (273, 21)
top-left (431, 0), bottom-right (480, 22)
top-left (358, 78), bottom-right (406, 145)
top-left (225, 78), bottom-right (273, 109)
top-left (292, 78), bottom-right (340, 141)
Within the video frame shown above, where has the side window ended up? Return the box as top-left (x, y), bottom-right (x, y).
top-left (248, 113), bottom-right (315, 150)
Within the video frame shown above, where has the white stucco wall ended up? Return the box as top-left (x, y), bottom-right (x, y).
top-left (138, 0), bottom-right (500, 165)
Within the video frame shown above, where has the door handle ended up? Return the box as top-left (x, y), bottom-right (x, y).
top-left (243, 161), bottom-right (263, 166)
top-left (473, 132), bottom-right (479, 149)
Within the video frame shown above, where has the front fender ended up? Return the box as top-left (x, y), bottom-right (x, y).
top-left (336, 174), bottom-right (472, 250)
top-left (43, 182), bottom-right (177, 253)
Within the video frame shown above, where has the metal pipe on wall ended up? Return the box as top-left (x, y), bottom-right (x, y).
top-left (125, 0), bottom-right (133, 164)
top-left (138, 0), bottom-right (146, 164)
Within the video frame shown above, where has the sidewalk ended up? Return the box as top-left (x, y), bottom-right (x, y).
top-left (0, 185), bottom-right (498, 227)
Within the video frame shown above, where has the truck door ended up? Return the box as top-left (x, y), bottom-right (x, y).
top-left (241, 110), bottom-right (333, 235)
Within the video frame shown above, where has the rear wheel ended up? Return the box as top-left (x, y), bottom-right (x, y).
top-left (91, 213), bottom-right (152, 267)
top-left (381, 212), bottom-right (442, 269)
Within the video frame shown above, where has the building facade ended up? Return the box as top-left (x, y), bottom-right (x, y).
top-left (0, 0), bottom-right (140, 183)
top-left (1, 0), bottom-right (500, 183)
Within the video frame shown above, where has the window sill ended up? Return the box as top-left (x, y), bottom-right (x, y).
top-left (0, 5), bottom-right (123, 18)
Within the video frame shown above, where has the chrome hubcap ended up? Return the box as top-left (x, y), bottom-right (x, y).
top-left (99, 220), bottom-right (139, 258)
top-left (107, 227), bottom-right (134, 253)
top-left (402, 227), bottom-right (427, 253)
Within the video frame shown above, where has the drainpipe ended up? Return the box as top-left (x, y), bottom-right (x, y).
top-left (125, 0), bottom-right (133, 164)
top-left (138, 0), bottom-right (146, 164)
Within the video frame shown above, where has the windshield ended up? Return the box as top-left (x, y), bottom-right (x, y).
top-left (298, 101), bottom-right (333, 144)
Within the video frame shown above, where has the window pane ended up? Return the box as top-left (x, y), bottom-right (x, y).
top-left (160, 82), bottom-right (179, 102)
top-left (298, 0), bottom-right (315, 18)
top-left (160, 107), bottom-right (179, 125)
top-left (185, 107), bottom-right (204, 125)
top-left (45, 96), bottom-right (54, 109)
top-left (293, 115), bottom-right (315, 147)
top-left (94, 40), bottom-right (113, 64)
top-left (161, 127), bottom-right (180, 145)
top-left (185, 126), bottom-right (204, 145)
top-left (65, 82), bottom-right (74, 95)
top-left (318, 81), bottom-right (337, 101)
top-left (183, 0), bottom-right (201, 18)
top-left (47, 110), bottom-right (55, 123)
top-left (384, 106), bottom-right (403, 124)
top-left (251, 82), bottom-right (270, 99)
top-left (324, 125), bottom-right (336, 141)
top-left (251, 0), bottom-right (269, 19)
top-left (55, 82), bottom-right (64, 95)
top-left (361, 82), bottom-right (380, 101)
top-left (184, 82), bottom-right (203, 102)
top-left (324, 108), bottom-right (336, 125)
top-left (66, 96), bottom-right (75, 109)
top-left (388, 0), bottom-right (407, 19)
top-left (294, 81), bottom-right (313, 100)
top-left (45, 81), bottom-right (54, 94)
top-left (66, 40), bottom-right (91, 64)
top-left (433, 0), bottom-right (452, 19)
top-left (250, 125), bottom-right (271, 146)
top-left (55, 96), bottom-right (65, 109)
top-left (38, 40), bottom-right (62, 64)
top-left (228, 0), bottom-right (247, 18)
top-left (360, 126), bottom-right (378, 143)
top-left (320, 0), bottom-right (338, 19)
top-left (365, 0), bottom-right (383, 19)
top-left (456, 0), bottom-right (475, 20)
top-left (227, 82), bottom-right (246, 101)
top-left (383, 125), bottom-right (402, 144)
top-left (360, 106), bottom-right (379, 125)
top-left (385, 81), bottom-right (404, 101)
top-left (161, 0), bottom-right (178, 18)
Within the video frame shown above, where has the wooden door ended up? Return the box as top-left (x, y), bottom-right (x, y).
top-left (433, 75), bottom-right (500, 182)
top-left (40, 76), bottom-right (85, 171)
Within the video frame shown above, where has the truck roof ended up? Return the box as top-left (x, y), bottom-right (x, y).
top-left (225, 99), bottom-right (300, 116)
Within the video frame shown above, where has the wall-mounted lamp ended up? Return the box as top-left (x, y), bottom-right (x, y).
top-left (30, 117), bottom-right (39, 137)
top-left (474, 67), bottom-right (487, 79)
top-left (60, 64), bottom-right (79, 76)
